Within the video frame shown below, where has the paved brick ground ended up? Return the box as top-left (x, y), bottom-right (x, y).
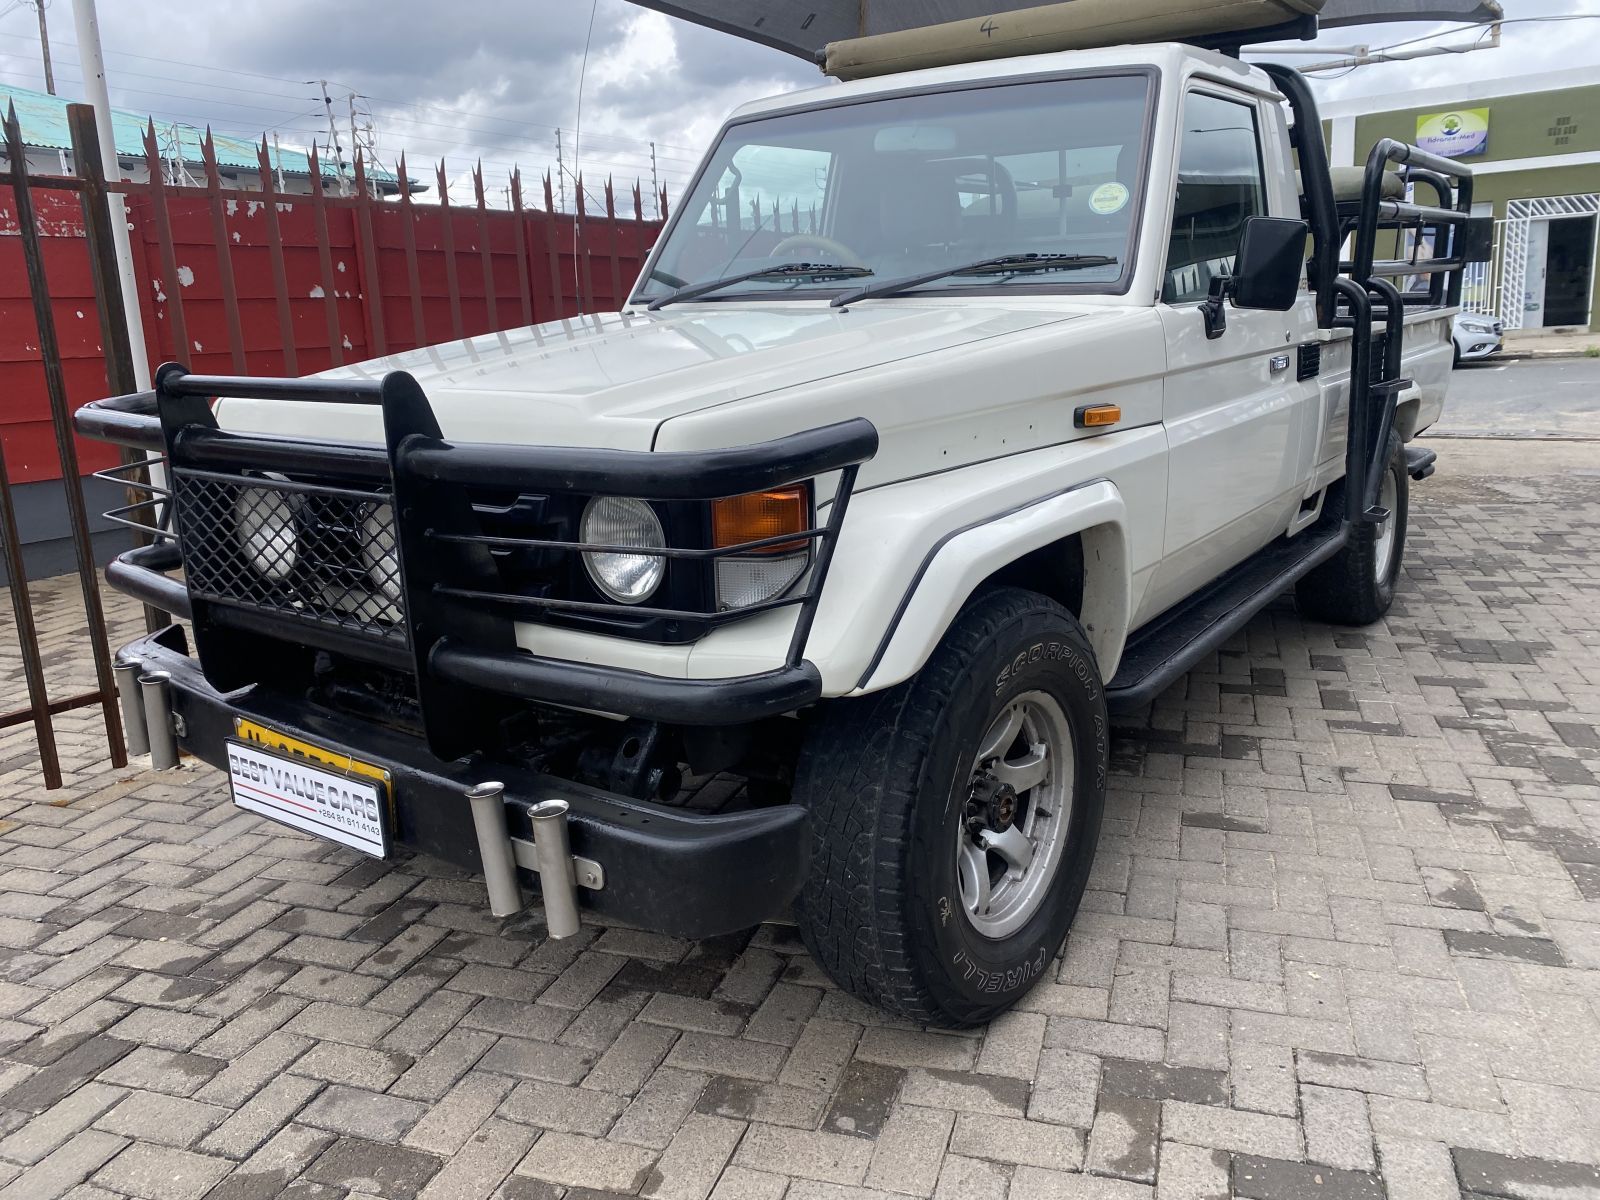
top-left (0, 439), bottom-right (1596, 1199)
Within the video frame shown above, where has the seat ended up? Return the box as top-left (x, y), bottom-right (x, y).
top-left (1297, 166), bottom-right (1406, 204)
top-left (877, 160), bottom-right (963, 253)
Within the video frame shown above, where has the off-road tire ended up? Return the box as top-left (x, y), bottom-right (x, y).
top-left (792, 587), bottom-right (1108, 1027)
top-left (1295, 428), bottom-right (1408, 626)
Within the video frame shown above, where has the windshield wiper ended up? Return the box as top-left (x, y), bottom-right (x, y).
top-left (647, 262), bottom-right (873, 311)
top-left (829, 253), bottom-right (1118, 307)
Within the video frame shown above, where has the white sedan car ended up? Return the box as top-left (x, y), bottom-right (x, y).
top-left (1453, 312), bottom-right (1504, 365)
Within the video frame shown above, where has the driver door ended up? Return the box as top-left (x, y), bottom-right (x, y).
top-left (1146, 88), bottom-right (1318, 616)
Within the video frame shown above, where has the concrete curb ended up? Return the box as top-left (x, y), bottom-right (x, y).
top-left (1497, 350), bottom-right (1599, 361)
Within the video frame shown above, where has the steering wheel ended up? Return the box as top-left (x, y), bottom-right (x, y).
top-left (771, 234), bottom-right (863, 266)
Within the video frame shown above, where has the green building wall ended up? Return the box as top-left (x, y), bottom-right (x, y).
top-left (1324, 85), bottom-right (1600, 330)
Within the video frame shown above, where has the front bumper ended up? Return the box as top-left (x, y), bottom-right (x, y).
top-left (1456, 330), bottom-right (1503, 360)
top-left (121, 626), bottom-right (810, 940)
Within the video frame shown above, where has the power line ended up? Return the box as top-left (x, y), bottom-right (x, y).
top-left (360, 90), bottom-right (703, 157)
top-left (0, 27), bottom-right (707, 157)
top-left (0, 44), bottom-right (698, 204)
top-left (0, 64), bottom-right (327, 136)
top-left (0, 59), bottom-right (701, 184)
top-left (1359, 12), bottom-right (1600, 55)
top-left (333, 103), bottom-right (699, 163)
top-left (0, 0), bottom-right (56, 95)
top-left (0, 83), bottom-right (683, 210)
top-left (1290, 16), bottom-right (1578, 75)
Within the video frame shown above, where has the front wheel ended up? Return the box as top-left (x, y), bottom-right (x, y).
top-left (793, 587), bottom-right (1108, 1027)
top-left (1295, 428), bottom-right (1408, 626)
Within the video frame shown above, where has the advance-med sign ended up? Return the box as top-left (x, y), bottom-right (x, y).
top-left (1417, 109), bottom-right (1490, 158)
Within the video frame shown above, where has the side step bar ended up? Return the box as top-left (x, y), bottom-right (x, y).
top-left (1105, 524), bottom-right (1348, 713)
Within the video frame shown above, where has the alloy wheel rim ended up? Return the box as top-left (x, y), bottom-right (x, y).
top-left (955, 690), bottom-right (1075, 940)
top-left (1373, 468), bottom-right (1399, 584)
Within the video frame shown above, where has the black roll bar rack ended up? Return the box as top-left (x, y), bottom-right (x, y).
top-left (1258, 65), bottom-right (1340, 329)
top-left (1263, 64), bottom-right (1475, 529)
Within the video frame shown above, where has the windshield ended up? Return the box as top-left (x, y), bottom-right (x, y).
top-left (634, 73), bottom-right (1152, 304)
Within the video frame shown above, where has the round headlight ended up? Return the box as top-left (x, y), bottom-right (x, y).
top-left (360, 503), bottom-right (402, 603)
top-left (580, 497), bottom-right (666, 605)
top-left (234, 486), bottom-right (297, 582)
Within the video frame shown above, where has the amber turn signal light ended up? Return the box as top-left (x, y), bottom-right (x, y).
top-left (1074, 404), bottom-right (1121, 428)
top-left (712, 486), bottom-right (809, 552)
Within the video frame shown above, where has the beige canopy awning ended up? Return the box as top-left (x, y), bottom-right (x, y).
top-left (628, 0), bottom-right (1504, 70)
top-left (820, 0), bottom-right (1328, 80)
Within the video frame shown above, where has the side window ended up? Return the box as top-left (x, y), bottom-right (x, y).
top-left (1162, 93), bottom-right (1266, 304)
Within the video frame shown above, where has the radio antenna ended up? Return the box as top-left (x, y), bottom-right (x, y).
top-left (571, 0), bottom-right (600, 302)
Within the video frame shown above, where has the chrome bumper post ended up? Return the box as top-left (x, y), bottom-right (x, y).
top-left (467, 782), bottom-right (524, 918)
top-left (139, 670), bottom-right (178, 770)
top-left (114, 658), bottom-right (149, 756)
top-left (465, 783), bottom-right (603, 938)
top-left (527, 800), bottom-right (581, 939)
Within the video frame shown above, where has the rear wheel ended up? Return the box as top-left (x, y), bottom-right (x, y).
top-left (1295, 428), bottom-right (1408, 626)
top-left (793, 587), bottom-right (1108, 1027)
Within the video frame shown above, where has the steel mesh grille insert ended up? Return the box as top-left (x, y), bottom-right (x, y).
top-left (173, 468), bottom-right (408, 646)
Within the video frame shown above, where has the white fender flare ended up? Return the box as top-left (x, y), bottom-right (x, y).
top-left (853, 479), bottom-right (1132, 694)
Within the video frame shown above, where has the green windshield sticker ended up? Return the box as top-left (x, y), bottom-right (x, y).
top-left (1088, 182), bottom-right (1129, 215)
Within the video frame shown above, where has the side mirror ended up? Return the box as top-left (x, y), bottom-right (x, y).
top-left (1199, 216), bottom-right (1310, 340)
top-left (1233, 217), bottom-right (1309, 310)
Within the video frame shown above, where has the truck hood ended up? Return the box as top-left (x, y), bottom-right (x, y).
top-left (215, 304), bottom-right (1082, 450)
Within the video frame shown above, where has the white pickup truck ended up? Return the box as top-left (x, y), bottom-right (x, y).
top-left (79, 33), bottom-right (1479, 1025)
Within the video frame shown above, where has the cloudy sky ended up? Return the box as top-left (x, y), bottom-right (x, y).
top-left (1, 0), bottom-right (1597, 207)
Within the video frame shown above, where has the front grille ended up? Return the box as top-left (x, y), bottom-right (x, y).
top-left (173, 468), bottom-right (408, 647)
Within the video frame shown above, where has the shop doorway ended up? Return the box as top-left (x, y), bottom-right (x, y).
top-left (1543, 215), bottom-right (1597, 327)
top-left (1498, 195), bottom-right (1600, 329)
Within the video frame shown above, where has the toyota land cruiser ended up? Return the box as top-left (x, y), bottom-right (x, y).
top-left (77, 24), bottom-right (1477, 1025)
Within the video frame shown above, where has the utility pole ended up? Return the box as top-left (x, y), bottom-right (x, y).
top-left (347, 93), bottom-right (360, 191)
top-left (649, 141), bottom-right (660, 219)
top-left (158, 123), bottom-right (196, 187)
top-left (346, 91), bottom-right (380, 196)
top-left (272, 132), bottom-right (286, 192)
top-left (314, 79), bottom-right (349, 195)
top-left (556, 128), bottom-right (566, 212)
top-left (70, 0), bottom-right (149, 389)
top-left (31, 0), bottom-right (54, 94)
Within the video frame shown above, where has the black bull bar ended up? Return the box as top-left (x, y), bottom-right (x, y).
top-left (75, 363), bottom-right (879, 760)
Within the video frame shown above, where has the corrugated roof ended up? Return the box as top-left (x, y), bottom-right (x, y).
top-left (0, 81), bottom-right (400, 184)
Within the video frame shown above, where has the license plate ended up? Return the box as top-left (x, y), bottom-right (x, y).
top-left (226, 734), bottom-right (389, 858)
top-left (233, 719), bottom-right (393, 794)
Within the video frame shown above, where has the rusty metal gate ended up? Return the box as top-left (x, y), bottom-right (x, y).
top-left (1, 97), bottom-right (668, 787)
top-left (1, 101), bottom-right (133, 786)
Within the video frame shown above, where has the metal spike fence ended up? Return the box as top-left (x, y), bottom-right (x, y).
top-left (0, 101), bottom-right (667, 786)
top-left (127, 120), bottom-right (668, 383)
